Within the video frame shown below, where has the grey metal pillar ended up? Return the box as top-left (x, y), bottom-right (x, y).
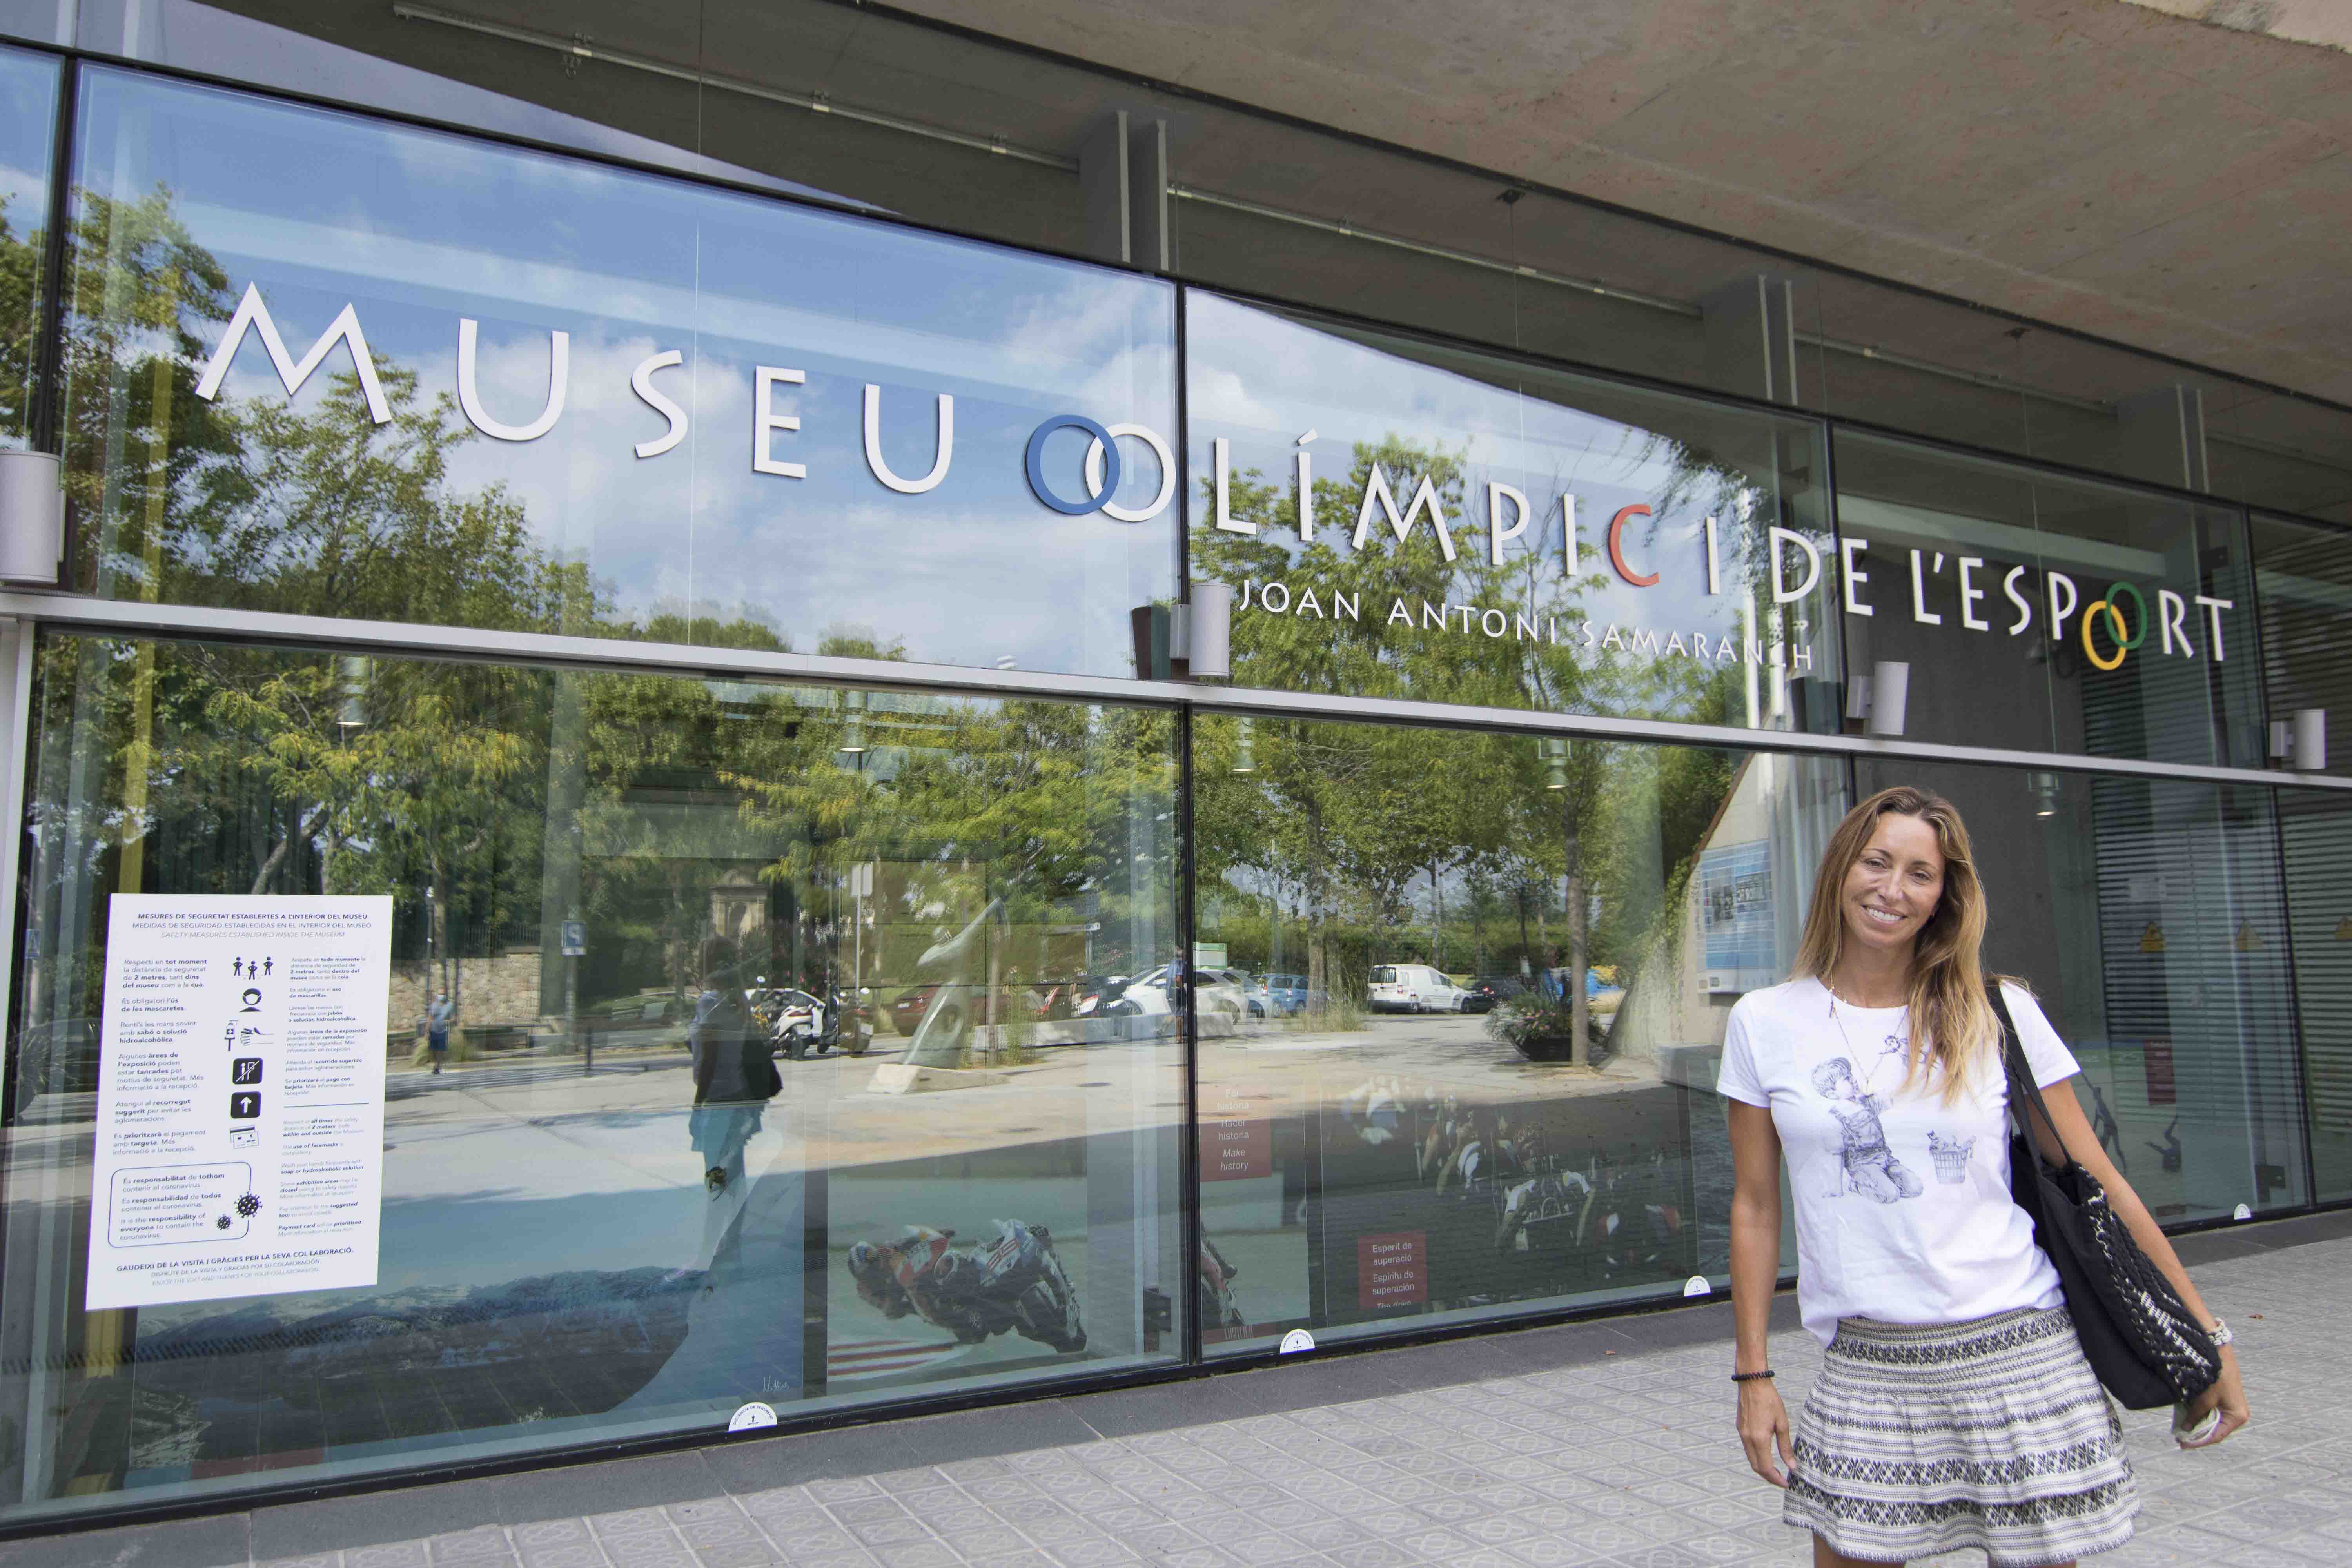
top-left (1702, 273), bottom-right (1802, 406)
top-left (1078, 109), bottom-right (1171, 270)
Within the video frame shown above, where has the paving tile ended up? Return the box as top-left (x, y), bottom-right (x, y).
top-left (429, 1526), bottom-right (519, 1564)
top-left (347, 1546), bottom-right (433, 1568)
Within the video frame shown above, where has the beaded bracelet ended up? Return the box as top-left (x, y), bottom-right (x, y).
top-left (1731, 1370), bottom-right (1775, 1383)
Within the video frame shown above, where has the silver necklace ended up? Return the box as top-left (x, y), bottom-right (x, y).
top-left (1826, 982), bottom-right (1910, 1091)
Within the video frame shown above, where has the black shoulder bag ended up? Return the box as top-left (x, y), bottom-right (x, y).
top-left (1992, 986), bottom-right (2220, 1409)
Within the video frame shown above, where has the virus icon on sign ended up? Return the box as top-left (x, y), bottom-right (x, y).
top-left (236, 1193), bottom-right (262, 1218)
top-left (216, 1215), bottom-right (231, 1230)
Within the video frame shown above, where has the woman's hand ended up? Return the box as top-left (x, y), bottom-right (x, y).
top-left (1737, 1379), bottom-right (1794, 1486)
top-left (2178, 1347), bottom-right (2250, 1448)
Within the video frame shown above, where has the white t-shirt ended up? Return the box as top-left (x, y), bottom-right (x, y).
top-left (1716, 977), bottom-right (2079, 1347)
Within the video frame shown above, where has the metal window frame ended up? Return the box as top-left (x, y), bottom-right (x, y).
top-left (4, 592), bottom-right (2341, 796)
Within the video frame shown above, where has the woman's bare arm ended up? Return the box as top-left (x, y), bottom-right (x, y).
top-left (1728, 1100), bottom-right (1795, 1484)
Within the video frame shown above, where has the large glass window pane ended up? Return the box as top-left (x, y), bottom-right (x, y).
top-left (1191, 711), bottom-right (1843, 1352)
top-left (1190, 290), bottom-right (1842, 732)
top-left (0, 41), bottom-right (54, 448)
top-left (2252, 511), bottom-right (2352, 781)
top-left (64, 69), bottom-right (1178, 677)
top-left (1833, 430), bottom-right (2262, 767)
top-left (2279, 786), bottom-right (2352, 1203)
top-left (0, 632), bottom-right (1180, 1521)
top-left (1852, 758), bottom-right (2307, 1223)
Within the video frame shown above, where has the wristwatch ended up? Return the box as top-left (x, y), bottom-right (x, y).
top-left (2207, 1317), bottom-right (2233, 1347)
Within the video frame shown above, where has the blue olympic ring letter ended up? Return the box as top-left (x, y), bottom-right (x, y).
top-left (1025, 414), bottom-right (1120, 515)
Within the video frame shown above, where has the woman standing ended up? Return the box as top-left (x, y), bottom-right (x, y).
top-left (1720, 786), bottom-right (2249, 1566)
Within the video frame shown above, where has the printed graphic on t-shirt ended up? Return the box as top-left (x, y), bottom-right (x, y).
top-left (1810, 1056), bottom-right (1925, 1203)
top-left (1927, 1131), bottom-right (1976, 1183)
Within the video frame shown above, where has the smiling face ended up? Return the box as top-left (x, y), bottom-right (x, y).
top-left (1840, 811), bottom-right (1947, 960)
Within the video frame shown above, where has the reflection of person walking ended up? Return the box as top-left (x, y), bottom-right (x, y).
top-left (688, 936), bottom-right (782, 1265)
top-left (427, 991), bottom-right (454, 1075)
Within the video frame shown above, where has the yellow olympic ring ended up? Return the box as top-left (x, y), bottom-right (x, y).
top-left (2081, 599), bottom-right (2129, 672)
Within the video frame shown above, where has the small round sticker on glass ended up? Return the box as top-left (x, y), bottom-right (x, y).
top-left (728, 1401), bottom-right (778, 1434)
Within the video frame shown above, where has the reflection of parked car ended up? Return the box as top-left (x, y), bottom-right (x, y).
top-left (1368, 964), bottom-right (1470, 1013)
top-left (1463, 975), bottom-right (1528, 1014)
top-left (1259, 973), bottom-right (1309, 1015)
top-left (15, 1018), bottom-right (102, 1098)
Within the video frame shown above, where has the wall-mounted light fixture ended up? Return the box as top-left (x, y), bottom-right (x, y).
top-left (1544, 736), bottom-right (1568, 791)
top-left (1858, 660), bottom-right (1909, 738)
top-left (1188, 581), bottom-right (1232, 681)
top-left (1232, 713), bottom-right (1256, 774)
top-left (2029, 771), bottom-right (2059, 818)
top-left (337, 655), bottom-right (371, 735)
top-left (2296, 708), bottom-right (2327, 773)
top-left (840, 690), bottom-right (867, 755)
top-left (0, 450), bottom-right (63, 585)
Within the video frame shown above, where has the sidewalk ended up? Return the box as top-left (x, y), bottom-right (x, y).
top-left (11, 1211), bottom-right (2350, 1568)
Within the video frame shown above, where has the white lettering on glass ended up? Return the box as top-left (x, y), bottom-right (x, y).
top-left (862, 384), bottom-right (954, 494)
top-left (1354, 466), bottom-right (1456, 562)
top-left (629, 350), bottom-right (688, 459)
top-left (457, 319), bottom-right (568, 442)
top-left (1295, 443), bottom-right (1315, 541)
top-left (1958, 557), bottom-right (1988, 631)
top-left (1769, 527), bottom-right (1820, 604)
top-left (2159, 589), bottom-right (2192, 656)
top-left (1841, 538), bottom-right (1872, 617)
top-left (2002, 565), bottom-right (2033, 634)
top-left (2194, 594), bottom-right (2233, 661)
top-left (753, 367), bottom-right (807, 478)
top-left (2047, 572), bottom-right (2079, 639)
top-left (1909, 550), bottom-right (1943, 625)
top-left (194, 283), bottom-right (391, 425)
top-left (1488, 481), bottom-right (1530, 566)
top-left (1214, 437), bottom-right (1252, 533)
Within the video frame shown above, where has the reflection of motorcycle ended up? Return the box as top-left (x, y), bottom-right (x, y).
top-left (1199, 1235), bottom-right (1245, 1331)
top-left (1577, 1147), bottom-right (1684, 1283)
top-left (1495, 1165), bottom-right (1593, 1254)
top-left (846, 1220), bottom-right (1087, 1353)
top-left (781, 991), bottom-right (862, 1060)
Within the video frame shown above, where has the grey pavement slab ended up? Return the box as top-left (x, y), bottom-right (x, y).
top-left (7, 1209), bottom-right (2349, 1568)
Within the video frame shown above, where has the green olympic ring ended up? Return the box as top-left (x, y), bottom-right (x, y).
top-left (2101, 581), bottom-right (2147, 651)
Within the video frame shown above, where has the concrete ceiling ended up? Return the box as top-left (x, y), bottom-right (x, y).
top-left (891, 0), bottom-right (2352, 408)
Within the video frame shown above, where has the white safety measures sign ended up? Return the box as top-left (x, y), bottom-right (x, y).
top-left (86, 895), bottom-right (393, 1309)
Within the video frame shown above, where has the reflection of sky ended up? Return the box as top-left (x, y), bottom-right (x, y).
top-left (81, 69), bottom-right (1180, 676)
top-left (94, 2), bottom-right (849, 204)
top-left (1185, 292), bottom-right (1826, 649)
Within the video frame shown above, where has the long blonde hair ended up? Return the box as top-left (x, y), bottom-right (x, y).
top-left (1793, 786), bottom-right (1998, 1104)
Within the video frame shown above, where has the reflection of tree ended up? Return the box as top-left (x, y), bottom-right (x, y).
top-left (0, 194), bottom-right (45, 441)
top-left (1191, 425), bottom-right (1769, 1040)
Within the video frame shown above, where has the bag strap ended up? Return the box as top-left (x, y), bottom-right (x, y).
top-left (1989, 984), bottom-right (2065, 1172)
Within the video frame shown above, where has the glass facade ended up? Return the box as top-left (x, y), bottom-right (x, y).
top-left (9, 632), bottom-right (1182, 1512)
top-left (0, 13), bottom-right (2335, 1534)
top-left (1192, 719), bottom-right (1840, 1352)
top-left (63, 69), bottom-right (1179, 670)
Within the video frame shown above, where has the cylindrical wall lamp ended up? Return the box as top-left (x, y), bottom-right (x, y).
top-left (1188, 581), bottom-right (1232, 680)
top-left (0, 450), bottom-right (63, 585)
top-left (1866, 660), bottom-right (1910, 738)
top-left (2295, 708), bottom-right (2327, 773)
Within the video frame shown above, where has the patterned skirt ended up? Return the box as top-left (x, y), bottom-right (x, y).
top-left (1783, 1306), bottom-right (2137, 1566)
